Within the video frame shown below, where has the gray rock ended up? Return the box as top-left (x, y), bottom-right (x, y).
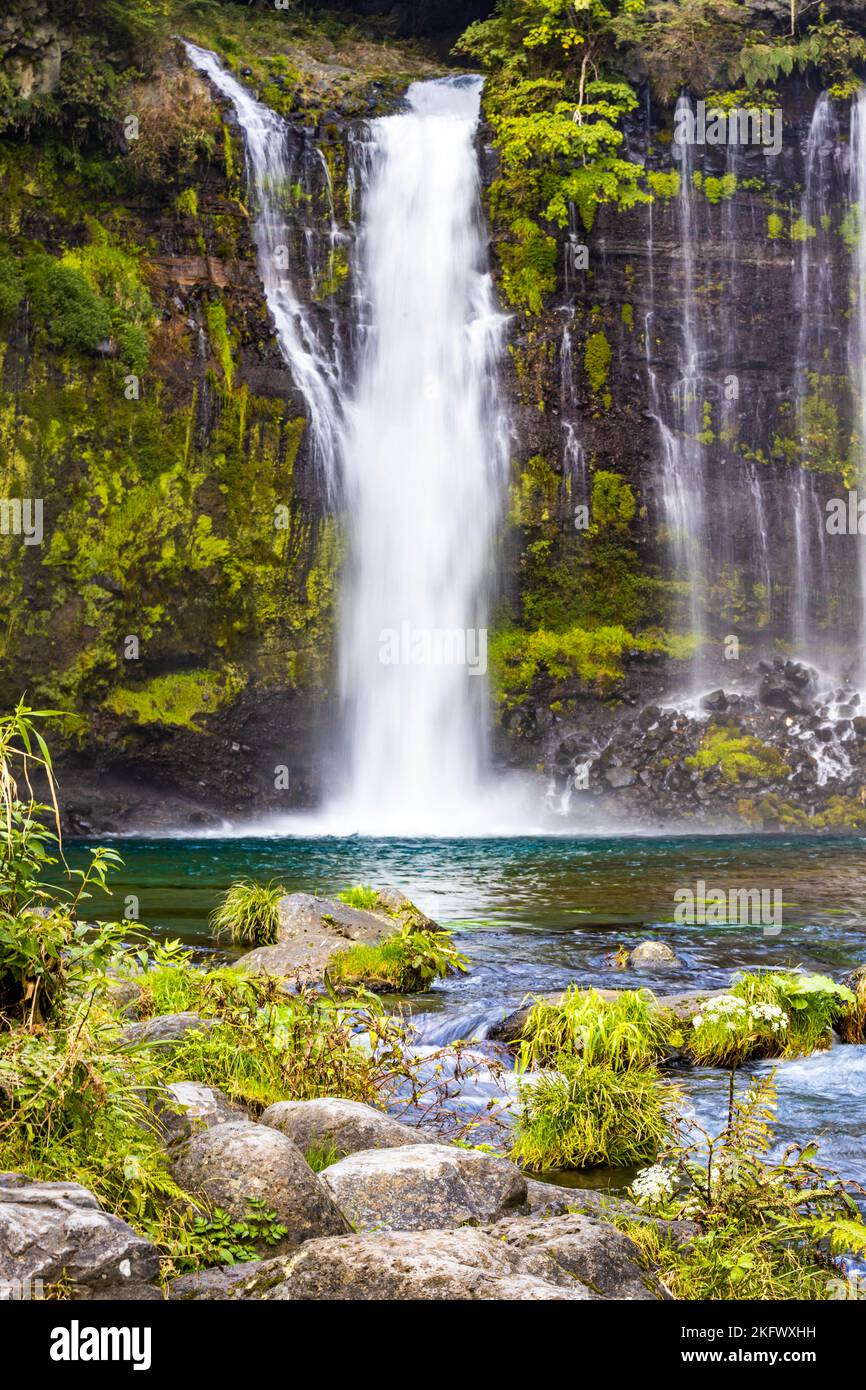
top-left (152, 1082), bottom-right (250, 1149)
top-left (320, 1142), bottom-right (527, 1232)
top-left (484, 1211), bottom-right (668, 1300)
top-left (524, 1178), bottom-right (575, 1217)
top-left (221, 1228), bottom-right (597, 1300)
top-left (122, 1012), bottom-right (218, 1049)
top-left (259, 1098), bottom-right (426, 1161)
top-left (0, 1174), bottom-right (159, 1298)
top-left (168, 1259), bottom-right (285, 1301)
top-left (171, 1121), bottom-right (349, 1251)
top-left (627, 940), bottom-right (682, 967)
top-left (234, 892), bottom-right (393, 982)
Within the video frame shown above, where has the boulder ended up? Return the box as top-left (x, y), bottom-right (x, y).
top-left (259, 1098), bottom-right (426, 1160)
top-left (320, 1142), bottom-right (527, 1232)
top-left (484, 1211), bottom-right (668, 1300)
top-left (151, 1082), bottom-right (250, 1149)
top-left (171, 1121), bottom-right (349, 1251)
top-left (233, 892), bottom-right (395, 982)
top-left (0, 1174), bottom-right (160, 1299)
top-left (627, 940), bottom-right (683, 968)
top-left (213, 1228), bottom-right (597, 1300)
top-left (122, 1012), bottom-right (217, 1049)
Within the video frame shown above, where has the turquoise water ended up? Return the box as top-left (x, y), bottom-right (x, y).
top-left (66, 832), bottom-right (866, 1189)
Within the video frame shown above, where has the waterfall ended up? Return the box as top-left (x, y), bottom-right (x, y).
top-left (183, 42), bottom-right (343, 488)
top-left (331, 77), bottom-right (510, 834)
top-left (650, 95), bottom-right (706, 673)
top-left (850, 91), bottom-right (866, 689)
top-left (187, 46), bottom-right (514, 832)
top-left (792, 93), bottom-right (839, 665)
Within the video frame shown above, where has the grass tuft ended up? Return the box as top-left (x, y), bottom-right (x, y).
top-left (209, 880), bottom-right (284, 946)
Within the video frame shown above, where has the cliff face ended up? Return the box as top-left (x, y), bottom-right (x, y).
top-left (3, 1), bottom-right (866, 831)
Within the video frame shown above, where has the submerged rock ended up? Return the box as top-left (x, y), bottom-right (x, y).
top-left (171, 1121), bottom-right (350, 1252)
top-left (0, 1174), bottom-right (160, 1300)
top-left (627, 940), bottom-right (683, 968)
top-left (320, 1142), bottom-right (527, 1232)
top-left (259, 1098), bottom-right (427, 1158)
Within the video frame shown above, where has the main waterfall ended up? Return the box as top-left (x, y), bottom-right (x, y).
top-left (332, 77), bottom-right (510, 834)
top-left (185, 48), bottom-right (516, 834)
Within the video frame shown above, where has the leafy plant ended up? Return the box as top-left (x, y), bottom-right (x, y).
top-left (622, 1072), bottom-right (866, 1299)
top-left (185, 1198), bottom-right (288, 1267)
top-left (210, 879), bottom-right (284, 946)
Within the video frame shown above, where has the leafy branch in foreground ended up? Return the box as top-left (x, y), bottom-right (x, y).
top-left (623, 1071), bottom-right (866, 1299)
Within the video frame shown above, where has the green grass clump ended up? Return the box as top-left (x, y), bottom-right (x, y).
top-left (304, 1139), bottom-right (343, 1172)
top-left (518, 987), bottom-right (670, 1072)
top-left (510, 1058), bottom-right (672, 1170)
top-left (327, 925), bottom-right (467, 994)
top-left (210, 880), bottom-right (284, 946)
top-left (685, 724), bottom-right (790, 783)
top-left (336, 884), bottom-right (382, 912)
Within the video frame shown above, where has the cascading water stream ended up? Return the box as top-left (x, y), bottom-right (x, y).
top-left (849, 90), bottom-right (866, 690)
top-left (329, 77), bottom-right (511, 834)
top-left (183, 42), bottom-right (343, 488)
top-left (649, 94), bottom-right (707, 680)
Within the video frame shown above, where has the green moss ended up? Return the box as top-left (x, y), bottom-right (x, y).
top-left (591, 470), bottom-right (635, 529)
top-left (685, 724), bottom-right (791, 784)
top-left (174, 187), bottom-right (198, 217)
top-left (498, 217), bottom-right (558, 314)
top-left (490, 624), bottom-right (693, 703)
top-left (621, 302), bottom-right (634, 329)
top-left (700, 173), bottom-right (737, 204)
top-left (767, 212), bottom-right (784, 240)
top-left (205, 300), bottom-right (234, 390)
top-left (790, 216), bottom-right (817, 242)
top-left (584, 330), bottom-right (612, 395)
top-left (647, 170), bottom-right (680, 201)
top-left (104, 666), bottom-right (246, 730)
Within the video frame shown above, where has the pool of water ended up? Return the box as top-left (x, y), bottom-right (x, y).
top-left (66, 832), bottom-right (866, 1191)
